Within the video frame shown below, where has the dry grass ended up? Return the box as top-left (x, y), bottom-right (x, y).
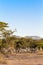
top-left (5, 52), bottom-right (43, 65)
top-left (0, 53), bottom-right (7, 64)
top-left (36, 51), bottom-right (43, 55)
top-left (0, 52), bottom-right (43, 65)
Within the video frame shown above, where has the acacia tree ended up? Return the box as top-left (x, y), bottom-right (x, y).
top-left (2, 30), bottom-right (15, 48)
top-left (0, 22), bottom-right (8, 31)
top-left (0, 21), bottom-right (16, 54)
top-left (0, 21), bottom-right (9, 53)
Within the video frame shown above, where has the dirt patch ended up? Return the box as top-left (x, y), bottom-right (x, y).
top-left (0, 53), bottom-right (43, 65)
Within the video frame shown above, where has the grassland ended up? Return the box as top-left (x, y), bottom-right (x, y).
top-left (0, 51), bottom-right (43, 65)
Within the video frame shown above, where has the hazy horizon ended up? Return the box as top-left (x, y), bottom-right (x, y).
top-left (0, 0), bottom-right (43, 37)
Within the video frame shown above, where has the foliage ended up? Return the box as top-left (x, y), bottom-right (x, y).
top-left (0, 21), bottom-right (43, 53)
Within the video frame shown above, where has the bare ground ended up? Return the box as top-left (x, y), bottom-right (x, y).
top-left (0, 52), bottom-right (43, 65)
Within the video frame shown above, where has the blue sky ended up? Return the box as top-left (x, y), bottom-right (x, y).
top-left (0, 0), bottom-right (43, 37)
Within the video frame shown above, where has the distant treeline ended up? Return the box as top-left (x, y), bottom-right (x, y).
top-left (0, 21), bottom-right (43, 54)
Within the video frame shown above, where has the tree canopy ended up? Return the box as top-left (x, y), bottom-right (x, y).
top-left (0, 21), bottom-right (43, 54)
